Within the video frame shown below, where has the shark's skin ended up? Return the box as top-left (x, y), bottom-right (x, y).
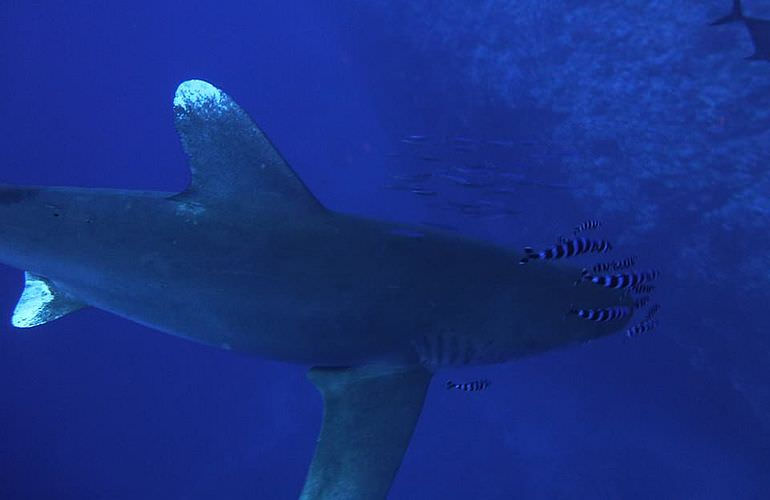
top-left (712, 0), bottom-right (770, 61)
top-left (1, 80), bottom-right (634, 499)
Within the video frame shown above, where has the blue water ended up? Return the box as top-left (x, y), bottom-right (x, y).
top-left (1, 1), bottom-right (769, 498)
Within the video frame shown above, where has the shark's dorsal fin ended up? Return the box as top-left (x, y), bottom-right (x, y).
top-left (301, 364), bottom-right (432, 500)
top-left (12, 272), bottom-right (84, 328)
top-left (172, 79), bottom-right (324, 211)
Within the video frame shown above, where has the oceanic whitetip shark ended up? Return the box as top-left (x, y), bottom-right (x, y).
top-left (712, 0), bottom-right (770, 61)
top-left (1, 80), bottom-right (634, 499)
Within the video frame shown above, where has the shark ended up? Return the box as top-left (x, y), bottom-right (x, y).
top-left (712, 0), bottom-right (770, 61)
top-left (1, 79), bottom-right (634, 499)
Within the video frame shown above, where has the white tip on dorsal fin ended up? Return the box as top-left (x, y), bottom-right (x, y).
top-left (12, 272), bottom-right (84, 328)
top-left (172, 79), bottom-right (324, 212)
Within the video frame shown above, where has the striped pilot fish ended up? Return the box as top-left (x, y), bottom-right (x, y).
top-left (573, 219), bottom-right (601, 236)
top-left (446, 379), bottom-right (491, 392)
top-left (519, 238), bottom-right (612, 264)
top-left (592, 256), bottom-right (636, 274)
top-left (625, 319), bottom-right (658, 338)
top-left (625, 305), bottom-right (661, 338)
top-left (631, 283), bottom-right (656, 295)
top-left (569, 306), bottom-right (631, 322)
top-left (580, 269), bottom-right (659, 289)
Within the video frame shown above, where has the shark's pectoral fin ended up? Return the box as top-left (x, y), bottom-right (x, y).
top-left (12, 272), bottom-right (85, 328)
top-left (301, 364), bottom-right (432, 500)
top-left (172, 79), bottom-right (324, 212)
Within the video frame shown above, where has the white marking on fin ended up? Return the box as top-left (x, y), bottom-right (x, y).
top-left (12, 272), bottom-right (84, 328)
top-left (171, 79), bottom-right (325, 211)
top-left (173, 79), bottom-right (226, 112)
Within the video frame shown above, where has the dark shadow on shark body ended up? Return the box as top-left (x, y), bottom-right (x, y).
top-left (712, 0), bottom-right (770, 61)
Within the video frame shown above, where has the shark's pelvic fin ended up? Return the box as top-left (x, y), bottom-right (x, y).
top-left (12, 272), bottom-right (85, 328)
top-left (711, 0), bottom-right (744, 25)
top-left (300, 364), bottom-right (432, 500)
top-left (172, 79), bottom-right (324, 211)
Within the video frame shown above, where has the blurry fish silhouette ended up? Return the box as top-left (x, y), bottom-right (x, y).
top-left (410, 189), bottom-right (437, 196)
top-left (446, 379), bottom-right (491, 392)
top-left (400, 135), bottom-right (430, 144)
top-left (645, 303), bottom-right (661, 321)
top-left (711, 0), bottom-right (770, 61)
top-left (625, 319), bottom-right (658, 338)
top-left (631, 283), bottom-right (656, 295)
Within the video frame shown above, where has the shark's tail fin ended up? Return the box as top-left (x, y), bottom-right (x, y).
top-left (711, 0), bottom-right (744, 25)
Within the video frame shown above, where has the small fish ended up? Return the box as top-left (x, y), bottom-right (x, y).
top-left (446, 379), bottom-right (491, 392)
top-left (592, 256), bottom-right (636, 274)
top-left (519, 238), bottom-right (612, 264)
top-left (631, 284), bottom-right (656, 295)
top-left (581, 269), bottom-right (659, 289)
top-left (400, 135), bottom-right (430, 144)
top-left (625, 319), bottom-right (658, 338)
top-left (569, 306), bottom-right (631, 321)
top-left (633, 296), bottom-right (650, 309)
top-left (411, 189), bottom-right (437, 196)
top-left (573, 219), bottom-right (601, 235)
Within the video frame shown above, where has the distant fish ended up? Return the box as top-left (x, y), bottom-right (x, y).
top-left (581, 269), bottom-right (659, 289)
top-left (633, 296), bottom-right (650, 309)
top-left (519, 238), bottom-right (612, 264)
top-left (573, 219), bottom-right (601, 235)
top-left (625, 319), bottom-right (658, 338)
top-left (592, 256), bottom-right (636, 274)
top-left (630, 283), bottom-right (656, 295)
top-left (400, 135), bottom-right (430, 144)
top-left (411, 189), bottom-right (437, 196)
top-left (569, 306), bottom-right (631, 322)
top-left (446, 379), bottom-right (490, 392)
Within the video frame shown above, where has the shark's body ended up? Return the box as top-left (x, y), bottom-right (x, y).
top-left (712, 0), bottom-right (770, 61)
top-left (2, 80), bottom-right (633, 499)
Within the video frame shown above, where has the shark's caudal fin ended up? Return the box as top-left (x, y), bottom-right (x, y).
top-left (711, 0), bottom-right (744, 25)
top-left (172, 79), bottom-right (324, 211)
top-left (12, 272), bottom-right (84, 328)
top-left (300, 364), bottom-right (432, 500)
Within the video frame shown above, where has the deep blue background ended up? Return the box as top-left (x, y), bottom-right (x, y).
top-left (1, 1), bottom-right (769, 498)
